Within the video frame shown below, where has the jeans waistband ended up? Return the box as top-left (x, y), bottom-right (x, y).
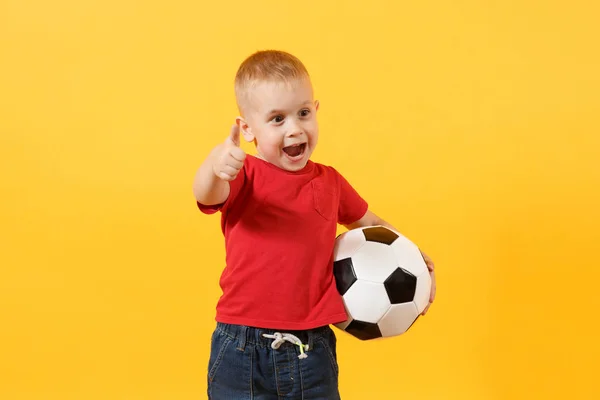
top-left (215, 322), bottom-right (331, 350)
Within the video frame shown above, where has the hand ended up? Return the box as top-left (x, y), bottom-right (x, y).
top-left (419, 250), bottom-right (436, 316)
top-left (212, 124), bottom-right (246, 181)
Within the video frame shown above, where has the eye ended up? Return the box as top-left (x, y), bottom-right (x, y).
top-left (299, 108), bottom-right (311, 117)
top-left (271, 115), bottom-right (284, 123)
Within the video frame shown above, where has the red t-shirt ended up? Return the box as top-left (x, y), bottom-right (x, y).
top-left (197, 155), bottom-right (368, 330)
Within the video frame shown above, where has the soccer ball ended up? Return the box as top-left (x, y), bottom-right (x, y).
top-left (332, 225), bottom-right (431, 340)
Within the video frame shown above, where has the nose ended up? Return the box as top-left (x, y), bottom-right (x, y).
top-left (287, 119), bottom-right (304, 137)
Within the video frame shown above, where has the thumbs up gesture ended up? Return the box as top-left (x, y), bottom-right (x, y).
top-left (212, 124), bottom-right (247, 181)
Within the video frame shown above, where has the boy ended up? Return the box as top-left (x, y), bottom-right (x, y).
top-left (193, 50), bottom-right (436, 399)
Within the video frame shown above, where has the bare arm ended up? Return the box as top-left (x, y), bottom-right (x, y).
top-left (193, 146), bottom-right (231, 205)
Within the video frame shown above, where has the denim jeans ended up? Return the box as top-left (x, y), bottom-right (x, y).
top-left (207, 322), bottom-right (341, 399)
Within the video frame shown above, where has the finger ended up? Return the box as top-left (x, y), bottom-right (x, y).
top-left (217, 171), bottom-right (236, 181)
top-left (225, 157), bottom-right (244, 171)
top-left (219, 165), bottom-right (240, 178)
top-left (429, 271), bottom-right (436, 302)
top-left (422, 278), bottom-right (435, 316)
top-left (420, 250), bottom-right (434, 271)
top-left (226, 124), bottom-right (241, 147)
top-left (230, 146), bottom-right (247, 162)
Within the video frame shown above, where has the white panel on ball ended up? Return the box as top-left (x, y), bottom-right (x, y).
top-left (390, 238), bottom-right (428, 277)
top-left (378, 302), bottom-right (419, 337)
top-left (350, 241), bottom-right (399, 283)
top-left (343, 280), bottom-right (391, 324)
top-left (413, 271), bottom-right (432, 313)
top-left (333, 228), bottom-right (366, 261)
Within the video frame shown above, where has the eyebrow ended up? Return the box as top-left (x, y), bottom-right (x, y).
top-left (266, 101), bottom-right (313, 115)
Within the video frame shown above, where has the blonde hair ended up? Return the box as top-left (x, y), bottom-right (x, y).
top-left (234, 50), bottom-right (311, 114)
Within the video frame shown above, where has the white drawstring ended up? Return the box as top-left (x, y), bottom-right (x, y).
top-left (262, 332), bottom-right (310, 359)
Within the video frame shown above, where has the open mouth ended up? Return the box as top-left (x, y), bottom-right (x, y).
top-left (282, 143), bottom-right (307, 159)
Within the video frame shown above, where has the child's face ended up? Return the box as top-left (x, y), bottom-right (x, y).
top-left (238, 78), bottom-right (319, 172)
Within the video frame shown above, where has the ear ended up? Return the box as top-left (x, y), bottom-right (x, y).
top-left (314, 100), bottom-right (320, 111)
top-left (236, 116), bottom-right (255, 142)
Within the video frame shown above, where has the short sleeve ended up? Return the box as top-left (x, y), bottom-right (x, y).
top-left (196, 165), bottom-right (246, 215)
top-left (336, 169), bottom-right (368, 225)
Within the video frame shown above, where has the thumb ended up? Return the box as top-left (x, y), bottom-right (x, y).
top-left (227, 124), bottom-right (241, 147)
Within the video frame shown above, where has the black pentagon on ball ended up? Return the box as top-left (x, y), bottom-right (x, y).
top-left (333, 258), bottom-right (357, 295)
top-left (384, 267), bottom-right (417, 304)
top-left (362, 226), bottom-right (399, 245)
top-left (345, 320), bottom-right (382, 341)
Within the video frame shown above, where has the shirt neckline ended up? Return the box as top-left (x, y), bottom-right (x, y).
top-left (249, 154), bottom-right (315, 175)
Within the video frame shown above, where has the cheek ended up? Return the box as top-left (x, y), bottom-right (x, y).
top-left (258, 133), bottom-right (282, 152)
top-left (306, 119), bottom-right (318, 133)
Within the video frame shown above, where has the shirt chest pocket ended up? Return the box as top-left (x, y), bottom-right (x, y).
top-left (311, 179), bottom-right (337, 221)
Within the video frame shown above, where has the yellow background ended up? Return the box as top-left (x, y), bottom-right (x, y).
top-left (1, 0), bottom-right (599, 399)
